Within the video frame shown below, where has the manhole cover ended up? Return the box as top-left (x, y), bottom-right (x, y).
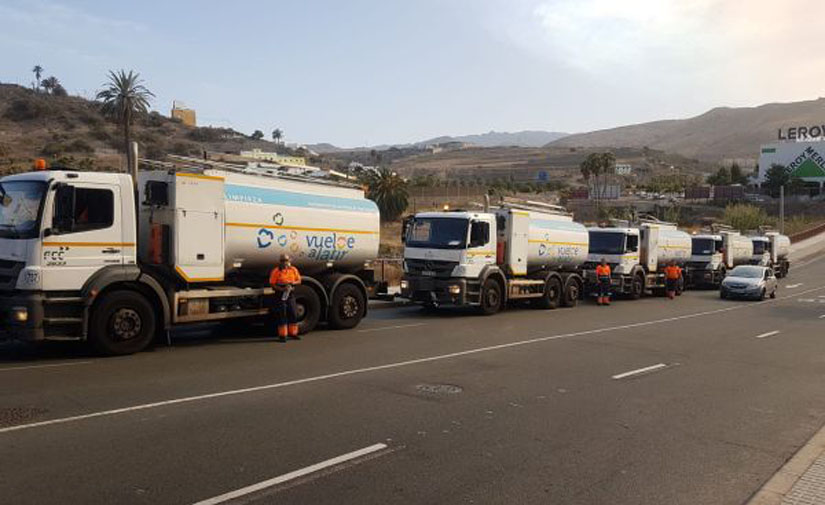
top-left (0, 407), bottom-right (48, 427)
top-left (416, 384), bottom-right (463, 395)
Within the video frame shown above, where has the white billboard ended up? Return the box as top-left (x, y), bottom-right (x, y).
top-left (757, 140), bottom-right (825, 184)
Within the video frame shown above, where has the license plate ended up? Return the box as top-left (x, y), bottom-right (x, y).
top-left (421, 270), bottom-right (436, 277)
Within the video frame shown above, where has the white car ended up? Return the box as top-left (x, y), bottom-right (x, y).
top-left (720, 265), bottom-right (778, 300)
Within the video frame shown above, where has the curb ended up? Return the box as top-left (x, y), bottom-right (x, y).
top-left (746, 422), bottom-right (825, 505)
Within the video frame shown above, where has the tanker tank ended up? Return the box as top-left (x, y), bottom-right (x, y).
top-left (523, 211), bottom-right (589, 271)
top-left (721, 231), bottom-right (754, 267)
top-left (221, 171), bottom-right (380, 277)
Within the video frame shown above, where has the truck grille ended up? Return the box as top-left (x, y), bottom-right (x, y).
top-left (0, 261), bottom-right (24, 290)
top-left (405, 259), bottom-right (458, 278)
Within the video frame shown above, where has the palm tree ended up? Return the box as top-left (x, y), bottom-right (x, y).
top-left (41, 76), bottom-right (59, 95)
top-left (271, 128), bottom-right (283, 144)
top-left (32, 65), bottom-right (43, 91)
top-left (96, 70), bottom-right (154, 172)
top-left (364, 167), bottom-right (409, 221)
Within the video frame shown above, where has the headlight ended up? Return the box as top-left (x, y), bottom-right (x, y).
top-left (400, 280), bottom-right (409, 290)
top-left (11, 307), bottom-right (28, 323)
top-left (448, 285), bottom-right (461, 295)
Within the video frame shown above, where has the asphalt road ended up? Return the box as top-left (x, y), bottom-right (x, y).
top-left (1, 253), bottom-right (825, 504)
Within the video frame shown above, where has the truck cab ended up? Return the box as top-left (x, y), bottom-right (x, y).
top-left (0, 170), bottom-right (137, 342)
top-left (750, 236), bottom-right (771, 266)
top-left (401, 211), bottom-right (497, 307)
top-left (585, 227), bottom-right (640, 276)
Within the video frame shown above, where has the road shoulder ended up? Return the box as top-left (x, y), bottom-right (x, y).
top-left (747, 422), bottom-right (825, 504)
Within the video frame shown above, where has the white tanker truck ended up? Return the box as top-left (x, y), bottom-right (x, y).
top-left (0, 158), bottom-right (380, 354)
top-left (749, 232), bottom-right (790, 277)
top-left (583, 219), bottom-right (692, 298)
top-left (400, 199), bottom-right (588, 314)
top-left (686, 230), bottom-right (754, 287)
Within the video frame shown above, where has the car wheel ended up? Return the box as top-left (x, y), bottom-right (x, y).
top-left (770, 288), bottom-right (776, 299)
top-left (720, 290), bottom-right (727, 299)
top-left (759, 288), bottom-right (766, 301)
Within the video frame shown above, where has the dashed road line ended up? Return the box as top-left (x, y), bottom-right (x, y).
top-left (786, 283), bottom-right (803, 289)
top-left (755, 330), bottom-right (780, 339)
top-left (191, 443), bottom-right (389, 505)
top-left (357, 323), bottom-right (426, 333)
top-left (0, 361), bottom-right (94, 373)
top-left (611, 363), bottom-right (669, 380)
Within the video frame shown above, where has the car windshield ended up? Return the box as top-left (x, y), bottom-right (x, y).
top-left (0, 180), bottom-right (47, 239)
top-left (588, 231), bottom-right (626, 255)
top-left (729, 266), bottom-right (764, 279)
top-left (692, 238), bottom-right (715, 255)
top-left (406, 217), bottom-right (469, 249)
top-left (752, 240), bottom-right (767, 255)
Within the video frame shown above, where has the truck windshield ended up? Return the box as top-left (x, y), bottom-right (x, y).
top-left (752, 240), bottom-right (767, 255)
top-left (692, 238), bottom-right (715, 255)
top-left (0, 181), bottom-right (47, 240)
top-left (406, 217), bottom-right (469, 249)
top-left (588, 231), bottom-right (626, 255)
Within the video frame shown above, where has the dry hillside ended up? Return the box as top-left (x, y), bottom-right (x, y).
top-left (549, 98), bottom-right (825, 163)
top-left (0, 83), bottom-right (292, 174)
top-left (388, 145), bottom-right (713, 184)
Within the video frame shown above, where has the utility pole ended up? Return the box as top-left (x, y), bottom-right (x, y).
top-left (779, 185), bottom-right (785, 234)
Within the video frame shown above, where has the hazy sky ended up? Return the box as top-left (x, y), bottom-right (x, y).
top-left (2, 0), bottom-right (824, 147)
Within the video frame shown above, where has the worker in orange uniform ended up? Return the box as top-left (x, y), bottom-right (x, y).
top-left (269, 254), bottom-right (302, 342)
top-left (664, 260), bottom-right (682, 300)
top-left (595, 258), bottom-right (612, 305)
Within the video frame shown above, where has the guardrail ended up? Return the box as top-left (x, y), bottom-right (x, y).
top-left (790, 222), bottom-right (825, 243)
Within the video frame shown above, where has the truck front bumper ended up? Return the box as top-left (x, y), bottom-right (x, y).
top-left (400, 276), bottom-right (473, 306)
top-left (0, 291), bottom-right (45, 341)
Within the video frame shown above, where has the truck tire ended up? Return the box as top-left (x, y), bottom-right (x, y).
top-left (561, 278), bottom-right (580, 308)
top-left (329, 283), bottom-right (365, 330)
top-left (479, 279), bottom-right (502, 315)
top-left (535, 277), bottom-right (562, 310)
top-left (630, 274), bottom-right (644, 300)
top-left (293, 285), bottom-right (321, 334)
top-left (89, 290), bottom-right (156, 355)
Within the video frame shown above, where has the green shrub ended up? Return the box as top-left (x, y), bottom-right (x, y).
top-left (723, 203), bottom-right (769, 232)
top-left (3, 97), bottom-right (48, 121)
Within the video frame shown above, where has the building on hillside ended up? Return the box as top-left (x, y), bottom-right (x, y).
top-left (239, 148), bottom-right (306, 166)
top-left (756, 140), bottom-right (825, 194)
top-left (171, 100), bottom-right (196, 127)
top-left (614, 163), bottom-right (632, 175)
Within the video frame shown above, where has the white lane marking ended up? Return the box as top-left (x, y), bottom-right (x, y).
top-left (357, 323), bottom-right (426, 333)
top-left (0, 361), bottom-right (93, 373)
top-left (611, 363), bottom-right (668, 380)
top-left (819, 315), bottom-right (825, 319)
top-left (3, 283), bottom-right (825, 435)
top-left (755, 330), bottom-right (780, 339)
top-left (191, 443), bottom-right (388, 505)
top-left (786, 283), bottom-right (803, 288)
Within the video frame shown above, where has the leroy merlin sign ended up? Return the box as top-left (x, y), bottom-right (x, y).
top-left (758, 140), bottom-right (825, 183)
top-left (787, 145), bottom-right (825, 178)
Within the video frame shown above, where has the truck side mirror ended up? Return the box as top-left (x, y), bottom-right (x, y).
top-left (52, 183), bottom-right (75, 234)
top-left (401, 216), bottom-right (413, 244)
top-left (469, 221), bottom-right (489, 248)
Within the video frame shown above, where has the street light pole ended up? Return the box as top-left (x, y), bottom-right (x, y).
top-left (779, 185), bottom-right (785, 234)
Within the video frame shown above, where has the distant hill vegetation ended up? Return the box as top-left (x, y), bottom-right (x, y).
top-left (548, 98), bottom-right (825, 163)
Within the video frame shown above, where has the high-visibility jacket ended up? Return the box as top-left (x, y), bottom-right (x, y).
top-left (269, 266), bottom-right (301, 287)
top-left (664, 265), bottom-right (682, 280)
top-left (595, 264), bottom-right (611, 278)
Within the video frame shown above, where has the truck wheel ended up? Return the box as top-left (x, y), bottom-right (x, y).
top-left (89, 290), bottom-right (156, 355)
top-left (479, 279), bottom-right (502, 315)
top-left (630, 274), bottom-right (644, 300)
top-left (293, 285), bottom-right (321, 334)
top-left (561, 279), bottom-right (580, 308)
top-left (329, 283), bottom-right (365, 330)
top-left (535, 277), bottom-right (562, 310)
